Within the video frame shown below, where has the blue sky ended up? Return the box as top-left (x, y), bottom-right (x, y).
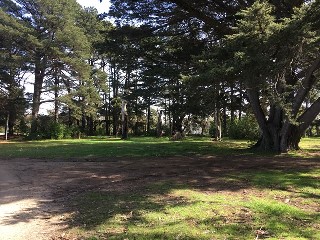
top-left (76, 0), bottom-right (110, 13)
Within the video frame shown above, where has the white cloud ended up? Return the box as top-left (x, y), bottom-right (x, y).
top-left (76, 0), bottom-right (110, 13)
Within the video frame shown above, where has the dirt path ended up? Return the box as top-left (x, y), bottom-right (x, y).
top-left (0, 156), bottom-right (319, 240)
top-left (0, 158), bottom-right (140, 240)
top-left (0, 160), bottom-right (67, 240)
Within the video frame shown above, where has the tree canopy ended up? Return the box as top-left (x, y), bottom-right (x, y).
top-left (0, 0), bottom-right (319, 151)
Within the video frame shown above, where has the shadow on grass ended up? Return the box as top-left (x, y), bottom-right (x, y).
top-left (59, 153), bottom-right (319, 239)
top-left (68, 179), bottom-right (319, 240)
top-left (0, 138), bottom-right (252, 159)
top-left (227, 169), bottom-right (320, 199)
top-left (2, 136), bottom-right (319, 159)
top-left (0, 153), bottom-right (319, 239)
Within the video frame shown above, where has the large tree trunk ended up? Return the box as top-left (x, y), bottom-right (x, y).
top-left (253, 122), bottom-right (304, 152)
top-left (247, 89), bottom-right (273, 150)
top-left (248, 88), bottom-right (320, 152)
top-left (31, 55), bottom-right (46, 136)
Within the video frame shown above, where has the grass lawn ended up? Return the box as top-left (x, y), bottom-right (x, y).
top-left (69, 167), bottom-right (320, 240)
top-left (0, 136), bottom-right (251, 159)
top-left (0, 136), bottom-right (319, 159)
top-left (0, 136), bottom-right (319, 239)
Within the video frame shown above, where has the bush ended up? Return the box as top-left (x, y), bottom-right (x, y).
top-left (228, 115), bottom-right (260, 140)
top-left (18, 117), bottom-right (29, 135)
top-left (27, 116), bottom-right (74, 140)
top-left (49, 122), bottom-right (66, 139)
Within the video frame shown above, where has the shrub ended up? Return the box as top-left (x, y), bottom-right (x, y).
top-left (228, 115), bottom-right (260, 140)
top-left (18, 117), bottom-right (29, 135)
top-left (49, 122), bottom-right (66, 139)
top-left (27, 116), bottom-right (73, 140)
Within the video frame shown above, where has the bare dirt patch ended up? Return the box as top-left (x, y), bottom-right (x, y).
top-left (0, 155), bottom-right (319, 239)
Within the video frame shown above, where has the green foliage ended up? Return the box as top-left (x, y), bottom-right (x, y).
top-left (18, 117), bottom-right (29, 135)
top-left (49, 122), bottom-right (67, 140)
top-left (228, 1), bottom-right (283, 86)
top-left (27, 116), bottom-right (73, 140)
top-left (228, 115), bottom-right (260, 140)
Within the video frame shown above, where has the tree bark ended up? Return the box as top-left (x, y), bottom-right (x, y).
top-left (54, 75), bottom-right (59, 122)
top-left (292, 55), bottom-right (320, 116)
top-left (31, 55), bottom-right (46, 136)
top-left (298, 97), bottom-right (320, 133)
top-left (248, 90), bottom-right (320, 152)
top-left (156, 110), bottom-right (163, 137)
top-left (214, 107), bottom-right (222, 140)
top-left (146, 103), bottom-right (151, 134)
top-left (247, 89), bottom-right (273, 150)
top-left (5, 112), bottom-right (9, 141)
top-left (121, 100), bottom-right (128, 139)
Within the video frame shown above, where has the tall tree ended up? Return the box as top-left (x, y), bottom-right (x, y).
top-left (227, 1), bottom-right (320, 151)
top-left (108, 0), bottom-right (319, 151)
top-left (1, 0), bottom-right (91, 136)
top-left (0, 8), bottom-right (28, 134)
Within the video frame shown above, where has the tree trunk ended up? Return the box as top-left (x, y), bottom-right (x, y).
top-left (81, 114), bottom-right (86, 134)
top-left (222, 105), bottom-right (227, 136)
top-left (156, 110), bottom-right (162, 137)
top-left (247, 89), bottom-right (273, 150)
top-left (230, 83), bottom-right (235, 123)
top-left (5, 112), bottom-right (9, 141)
top-left (239, 83), bottom-right (243, 121)
top-left (214, 107), bottom-right (222, 140)
top-left (105, 102), bottom-right (111, 136)
top-left (172, 114), bottom-right (184, 134)
top-left (146, 103), bottom-right (151, 134)
top-left (88, 116), bottom-right (94, 136)
top-left (112, 101), bottom-right (120, 136)
top-left (248, 89), bottom-right (320, 152)
top-left (31, 55), bottom-right (46, 136)
top-left (121, 100), bottom-right (128, 139)
top-left (54, 75), bottom-right (59, 122)
top-left (8, 109), bottom-right (15, 136)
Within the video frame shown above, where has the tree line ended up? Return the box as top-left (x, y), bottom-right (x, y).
top-left (0, 0), bottom-right (319, 152)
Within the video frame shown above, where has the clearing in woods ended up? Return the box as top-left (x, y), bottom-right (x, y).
top-left (0, 137), bottom-right (319, 239)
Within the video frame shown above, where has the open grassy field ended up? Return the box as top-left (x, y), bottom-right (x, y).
top-left (0, 136), bottom-right (319, 159)
top-left (0, 137), bottom-right (319, 239)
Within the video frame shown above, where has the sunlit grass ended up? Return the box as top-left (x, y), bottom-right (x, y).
top-left (299, 137), bottom-right (320, 149)
top-left (291, 137), bottom-right (320, 158)
top-left (69, 167), bottom-right (320, 240)
top-left (0, 136), bottom-right (249, 159)
top-left (0, 136), bottom-right (318, 159)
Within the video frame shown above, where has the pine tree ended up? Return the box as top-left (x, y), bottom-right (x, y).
top-left (1, 0), bottom-right (91, 137)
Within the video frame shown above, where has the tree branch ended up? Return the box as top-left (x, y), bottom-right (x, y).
top-left (169, 0), bottom-right (230, 34)
top-left (246, 89), bottom-right (269, 136)
top-left (292, 54), bottom-right (320, 116)
top-left (298, 97), bottom-right (320, 133)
